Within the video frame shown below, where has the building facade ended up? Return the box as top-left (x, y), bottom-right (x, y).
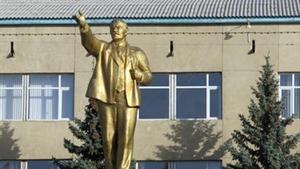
top-left (0, 0), bottom-right (299, 168)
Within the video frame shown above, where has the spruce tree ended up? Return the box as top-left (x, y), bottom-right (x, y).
top-left (54, 104), bottom-right (105, 169)
top-left (227, 57), bottom-right (300, 169)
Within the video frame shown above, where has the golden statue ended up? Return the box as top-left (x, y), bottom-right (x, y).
top-left (74, 11), bottom-right (152, 169)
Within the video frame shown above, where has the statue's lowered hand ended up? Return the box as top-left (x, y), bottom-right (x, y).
top-left (130, 69), bottom-right (142, 81)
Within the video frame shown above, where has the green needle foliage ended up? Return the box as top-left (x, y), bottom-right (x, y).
top-left (54, 104), bottom-right (105, 169)
top-left (227, 57), bottom-right (300, 169)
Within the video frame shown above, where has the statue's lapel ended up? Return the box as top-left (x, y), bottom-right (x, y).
top-left (111, 43), bottom-right (122, 66)
top-left (125, 45), bottom-right (132, 69)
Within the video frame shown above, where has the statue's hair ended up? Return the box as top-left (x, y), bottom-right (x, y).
top-left (110, 19), bottom-right (128, 31)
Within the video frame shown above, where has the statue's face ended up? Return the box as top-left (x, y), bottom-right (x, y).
top-left (110, 21), bottom-right (128, 41)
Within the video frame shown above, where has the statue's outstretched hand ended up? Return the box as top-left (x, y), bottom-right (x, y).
top-left (73, 10), bottom-right (86, 27)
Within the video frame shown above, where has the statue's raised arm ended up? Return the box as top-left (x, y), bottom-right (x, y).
top-left (73, 11), bottom-right (103, 57)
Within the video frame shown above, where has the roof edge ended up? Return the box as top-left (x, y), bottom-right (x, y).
top-left (0, 17), bottom-right (300, 25)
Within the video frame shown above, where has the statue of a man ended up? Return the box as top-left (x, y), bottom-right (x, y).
top-left (74, 12), bottom-right (152, 169)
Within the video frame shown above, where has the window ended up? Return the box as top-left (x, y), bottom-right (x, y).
top-left (0, 161), bottom-right (59, 169)
top-left (0, 75), bottom-right (23, 120)
top-left (137, 161), bottom-right (168, 169)
top-left (0, 161), bottom-right (20, 169)
top-left (174, 161), bottom-right (221, 169)
top-left (279, 73), bottom-right (300, 118)
top-left (136, 161), bottom-right (222, 169)
top-left (139, 74), bottom-right (170, 119)
top-left (139, 73), bottom-right (222, 120)
top-left (0, 74), bottom-right (74, 121)
top-left (27, 161), bottom-right (59, 169)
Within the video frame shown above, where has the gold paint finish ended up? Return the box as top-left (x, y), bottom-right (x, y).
top-left (74, 12), bottom-right (152, 169)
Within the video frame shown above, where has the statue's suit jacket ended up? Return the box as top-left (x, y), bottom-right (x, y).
top-left (80, 25), bottom-right (152, 107)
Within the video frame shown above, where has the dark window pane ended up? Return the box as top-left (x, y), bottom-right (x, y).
top-left (28, 161), bottom-right (58, 169)
top-left (30, 75), bottom-right (58, 87)
top-left (281, 90), bottom-right (291, 118)
top-left (294, 89), bottom-right (300, 119)
top-left (280, 74), bottom-right (292, 86)
top-left (208, 161), bottom-right (222, 169)
top-left (61, 74), bottom-right (74, 119)
top-left (61, 74), bottom-right (74, 87)
top-left (148, 74), bottom-right (169, 86)
top-left (209, 73), bottom-right (221, 86)
top-left (138, 162), bottom-right (168, 169)
top-left (295, 73), bottom-right (300, 86)
top-left (177, 73), bottom-right (206, 86)
top-left (0, 161), bottom-right (20, 169)
top-left (175, 161), bottom-right (206, 169)
top-left (139, 89), bottom-right (169, 119)
top-left (62, 90), bottom-right (74, 119)
top-left (210, 89), bottom-right (222, 119)
top-left (177, 89), bottom-right (206, 119)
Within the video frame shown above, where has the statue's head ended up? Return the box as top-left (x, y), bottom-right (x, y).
top-left (110, 19), bottom-right (128, 41)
